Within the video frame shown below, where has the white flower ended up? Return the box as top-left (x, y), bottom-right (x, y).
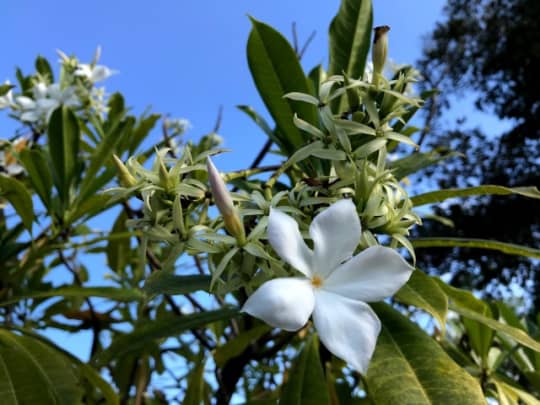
top-left (16, 82), bottom-right (78, 124)
top-left (241, 199), bottom-right (413, 373)
top-left (75, 64), bottom-right (116, 82)
top-left (0, 81), bottom-right (14, 109)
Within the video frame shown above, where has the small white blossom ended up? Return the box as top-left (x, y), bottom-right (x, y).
top-left (241, 199), bottom-right (413, 373)
top-left (0, 81), bottom-right (14, 109)
top-left (16, 82), bottom-right (78, 124)
top-left (75, 64), bottom-right (117, 82)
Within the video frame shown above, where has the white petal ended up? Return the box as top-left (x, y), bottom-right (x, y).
top-left (309, 199), bottom-right (361, 277)
top-left (313, 290), bottom-right (381, 374)
top-left (16, 96), bottom-right (36, 109)
top-left (33, 82), bottom-right (48, 99)
top-left (241, 278), bottom-right (314, 331)
top-left (267, 208), bottom-right (313, 277)
top-left (20, 111), bottom-right (40, 122)
top-left (74, 64), bottom-right (92, 78)
top-left (36, 98), bottom-right (59, 110)
top-left (46, 83), bottom-right (62, 100)
top-left (323, 246), bottom-right (413, 302)
top-left (92, 65), bottom-right (115, 82)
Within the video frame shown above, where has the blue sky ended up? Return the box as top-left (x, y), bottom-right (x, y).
top-left (2, 0), bottom-right (449, 172)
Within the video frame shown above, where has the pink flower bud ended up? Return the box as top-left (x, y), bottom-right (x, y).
top-left (207, 157), bottom-right (245, 243)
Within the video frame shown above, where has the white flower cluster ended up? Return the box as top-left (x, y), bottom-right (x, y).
top-left (16, 82), bottom-right (78, 123)
top-left (0, 48), bottom-right (116, 129)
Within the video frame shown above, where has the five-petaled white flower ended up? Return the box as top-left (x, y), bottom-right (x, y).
top-left (75, 64), bottom-right (117, 83)
top-left (241, 199), bottom-right (413, 373)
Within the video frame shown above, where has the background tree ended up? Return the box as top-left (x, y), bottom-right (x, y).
top-left (415, 0), bottom-right (540, 313)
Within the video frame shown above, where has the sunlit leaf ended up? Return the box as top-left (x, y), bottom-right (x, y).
top-left (280, 334), bottom-right (330, 404)
top-left (394, 270), bottom-right (448, 332)
top-left (411, 185), bottom-right (540, 207)
top-left (0, 175), bottom-right (34, 231)
top-left (367, 303), bottom-right (485, 404)
top-left (412, 237), bottom-right (540, 259)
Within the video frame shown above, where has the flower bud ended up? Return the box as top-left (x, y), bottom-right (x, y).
top-left (112, 154), bottom-right (137, 187)
top-left (207, 157), bottom-right (246, 244)
top-left (372, 25), bottom-right (390, 85)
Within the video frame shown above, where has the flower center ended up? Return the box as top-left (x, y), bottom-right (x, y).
top-left (311, 275), bottom-right (323, 288)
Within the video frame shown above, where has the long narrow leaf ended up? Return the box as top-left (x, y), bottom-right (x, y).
top-left (411, 237), bottom-right (540, 259)
top-left (411, 185), bottom-right (540, 207)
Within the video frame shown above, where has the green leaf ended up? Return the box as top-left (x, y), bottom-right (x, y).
top-left (106, 210), bottom-right (131, 273)
top-left (0, 175), bottom-right (34, 231)
top-left (411, 237), bottom-right (540, 259)
top-left (0, 83), bottom-right (14, 96)
top-left (280, 334), bottom-right (330, 404)
top-left (8, 327), bottom-right (119, 405)
top-left (389, 150), bottom-right (460, 180)
top-left (78, 116), bottom-right (135, 203)
top-left (328, 0), bottom-right (373, 112)
top-left (35, 55), bottom-right (54, 81)
top-left (411, 185), bottom-right (540, 207)
top-left (435, 280), bottom-right (540, 352)
top-left (0, 286), bottom-right (144, 307)
top-left (0, 330), bottom-right (84, 404)
top-left (95, 307), bottom-right (238, 365)
top-left (453, 307), bottom-right (540, 353)
top-left (18, 149), bottom-right (53, 210)
top-left (183, 356), bottom-right (208, 405)
top-left (367, 303), bottom-right (485, 404)
top-left (308, 64), bottom-right (326, 97)
top-left (214, 325), bottom-right (271, 368)
top-left (432, 280), bottom-right (493, 361)
top-left (247, 17), bottom-right (318, 153)
top-left (47, 106), bottom-right (80, 205)
top-left (328, 0), bottom-right (373, 79)
top-left (394, 270), bottom-right (448, 332)
top-left (143, 272), bottom-right (211, 297)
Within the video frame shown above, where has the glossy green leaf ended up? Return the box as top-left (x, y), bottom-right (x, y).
top-left (106, 210), bottom-right (131, 273)
top-left (308, 64), bottom-right (326, 97)
top-left (19, 149), bottom-right (53, 209)
top-left (0, 330), bottom-right (84, 404)
top-left (247, 17), bottom-right (318, 153)
top-left (143, 272), bottom-right (211, 297)
top-left (328, 0), bottom-right (373, 112)
top-left (367, 303), bottom-right (485, 404)
top-left (0, 83), bottom-right (14, 96)
top-left (214, 325), bottom-right (271, 368)
top-left (433, 280), bottom-right (494, 361)
top-left (328, 0), bottom-right (372, 79)
top-left (435, 280), bottom-right (540, 352)
top-left (47, 106), bottom-right (80, 205)
top-left (411, 185), bottom-right (540, 207)
top-left (411, 237), bottom-right (540, 259)
top-left (79, 117), bottom-right (135, 203)
top-left (394, 270), bottom-right (448, 332)
top-left (280, 334), bottom-right (330, 404)
top-left (0, 175), bottom-right (34, 231)
top-left (183, 356), bottom-right (208, 405)
top-left (9, 327), bottom-right (119, 405)
top-left (35, 55), bottom-right (54, 81)
top-left (494, 379), bottom-right (540, 405)
top-left (95, 307), bottom-right (238, 365)
top-left (0, 286), bottom-right (144, 307)
top-left (453, 305), bottom-right (540, 353)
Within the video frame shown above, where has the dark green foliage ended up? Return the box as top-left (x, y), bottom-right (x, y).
top-left (416, 0), bottom-right (540, 312)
